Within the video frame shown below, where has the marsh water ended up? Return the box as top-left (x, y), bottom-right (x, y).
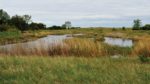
top-left (0, 35), bottom-right (133, 51)
top-left (104, 37), bottom-right (133, 47)
top-left (0, 35), bottom-right (71, 51)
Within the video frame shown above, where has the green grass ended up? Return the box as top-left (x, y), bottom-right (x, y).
top-left (0, 56), bottom-right (150, 84)
top-left (103, 43), bottom-right (132, 56)
top-left (0, 31), bottom-right (22, 41)
top-left (1, 28), bottom-right (150, 84)
top-left (0, 31), bottom-right (21, 39)
top-left (0, 31), bottom-right (22, 45)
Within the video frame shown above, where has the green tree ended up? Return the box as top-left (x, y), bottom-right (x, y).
top-left (142, 24), bottom-right (150, 30)
top-left (29, 22), bottom-right (46, 30)
top-left (23, 15), bottom-right (32, 24)
top-left (10, 15), bottom-right (28, 31)
top-left (0, 9), bottom-right (10, 24)
top-left (133, 19), bottom-right (142, 30)
top-left (122, 26), bottom-right (126, 30)
top-left (62, 24), bottom-right (66, 29)
top-left (49, 25), bottom-right (62, 30)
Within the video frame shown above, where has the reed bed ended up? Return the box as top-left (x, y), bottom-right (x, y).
top-left (133, 38), bottom-right (150, 57)
top-left (103, 43), bottom-right (132, 56)
top-left (1, 36), bottom-right (150, 57)
top-left (0, 38), bottom-right (104, 57)
top-left (63, 38), bottom-right (103, 56)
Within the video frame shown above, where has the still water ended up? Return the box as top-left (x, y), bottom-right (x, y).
top-left (0, 35), bottom-right (71, 50)
top-left (0, 35), bottom-right (133, 51)
top-left (104, 37), bottom-right (133, 47)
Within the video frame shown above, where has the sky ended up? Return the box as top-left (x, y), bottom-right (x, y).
top-left (0, 0), bottom-right (150, 27)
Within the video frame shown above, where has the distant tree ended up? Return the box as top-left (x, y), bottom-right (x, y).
top-left (29, 23), bottom-right (38, 30)
top-left (0, 9), bottom-right (10, 24)
top-left (0, 9), bottom-right (47, 31)
top-left (112, 27), bottom-right (116, 31)
top-left (122, 26), bottom-right (126, 30)
top-left (10, 15), bottom-right (28, 31)
top-left (49, 25), bottom-right (63, 30)
top-left (37, 23), bottom-right (46, 29)
top-left (133, 19), bottom-right (142, 30)
top-left (142, 24), bottom-right (150, 30)
top-left (22, 15), bottom-right (32, 24)
top-left (62, 24), bottom-right (66, 29)
top-left (29, 22), bottom-right (46, 30)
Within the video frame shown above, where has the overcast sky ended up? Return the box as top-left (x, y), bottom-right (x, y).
top-left (0, 0), bottom-right (150, 27)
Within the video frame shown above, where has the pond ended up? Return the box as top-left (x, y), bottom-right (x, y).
top-left (0, 35), bottom-right (71, 51)
top-left (104, 37), bottom-right (133, 47)
top-left (0, 34), bottom-right (86, 51)
top-left (0, 35), bottom-right (134, 52)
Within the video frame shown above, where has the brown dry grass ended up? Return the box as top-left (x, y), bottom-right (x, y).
top-left (133, 37), bottom-right (150, 57)
top-left (0, 38), bottom-right (104, 57)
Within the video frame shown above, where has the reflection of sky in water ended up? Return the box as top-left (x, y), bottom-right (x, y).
top-left (0, 35), bottom-right (71, 51)
top-left (104, 37), bottom-right (133, 47)
top-left (0, 35), bottom-right (133, 53)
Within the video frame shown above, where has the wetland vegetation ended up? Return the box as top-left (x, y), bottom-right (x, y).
top-left (0, 9), bottom-right (150, 83)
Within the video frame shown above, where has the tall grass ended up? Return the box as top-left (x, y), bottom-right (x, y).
top-left (133, 38), bottom-right (150, 57)
top-left (63, 38), bottom-right (103, 56)
top-left (0, 37), bottom-right (135, 57)
top-left (0, 38), bottom-right (104, 57)
top-left (103, 43), bottom-right (132, 56)
top-left (0, 57), bottom-right (150, 84)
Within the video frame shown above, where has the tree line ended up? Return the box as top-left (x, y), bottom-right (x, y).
top-left (133, 19), bottom-right (150, 30)
top-left (0, 9), bottom-right (46, 31)
top-left (2, 9), bottom-right (149, 31)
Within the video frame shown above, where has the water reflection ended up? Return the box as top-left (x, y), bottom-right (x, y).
top-left (0, 35), bottom-right (71, 51)
top-left (104, 37), bottom-right (133, 47)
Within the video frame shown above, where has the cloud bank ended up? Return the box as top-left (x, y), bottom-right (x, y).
top-left (0, 0), bottom-right (150, 27)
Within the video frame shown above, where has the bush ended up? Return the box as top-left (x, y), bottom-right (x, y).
top-left (122, 27), bottom-right (126, 30)
top-left (29, 22), bottom-right (46, 30)
top-left (112, 28), bottom-right (116, 31)
top-left (0, 24), bottom-right (8, 31)
top-left (139, 55), bottom-right (149, 63)
top-left (142, 24), bottom-right (150, 30)
top-left (48, 25), bottom-right (65, 30)
top-left (0, 24), bottom-right (19, 32)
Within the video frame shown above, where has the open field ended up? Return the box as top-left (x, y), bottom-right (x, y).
top-left (0, 56), bottom-right (150, 84)
top-left (1, 1), bottom-right (150, 83)
top-left (0, 28), bottom-right (150, 84)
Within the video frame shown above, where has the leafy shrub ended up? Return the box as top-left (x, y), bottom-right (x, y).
top-left (0, 24), bottom-right (9, 31)
top-left (112, 28), bottom-right (116, 31)
top-left (122, 27), bottom-right (126, 30)
top-left (139, 55), bottom-right (149, 63)
top-left (142, 24), bottom-right (150, 30)
top-left (0, 24), bottom-right (19, 32)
